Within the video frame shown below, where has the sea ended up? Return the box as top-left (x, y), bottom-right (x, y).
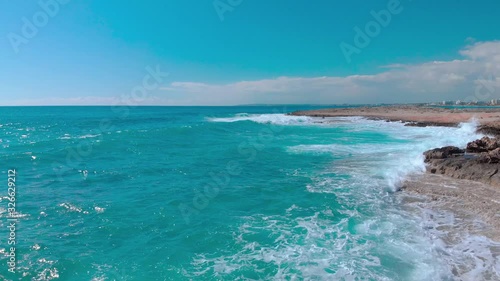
top-left (0, 106), bottom-right (499, 281)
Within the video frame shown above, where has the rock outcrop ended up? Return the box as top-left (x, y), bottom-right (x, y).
top-left (477, 124), bottom-right (500, 137)
top-left (424, 137), bottom-right (500, 187)
top-left (466, 136), bottom-right (500, 152)
top-left (424, 146), bottom-right (465, 160)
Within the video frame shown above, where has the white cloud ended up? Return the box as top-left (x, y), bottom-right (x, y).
top-left (6, 96), bottom-right (120, 106)
top-left (460, 41), bottom-right (500, 62)
top-left (155, 40), bottom-right (500, 105)
top-left (7, 41), bottom-right (500, 106)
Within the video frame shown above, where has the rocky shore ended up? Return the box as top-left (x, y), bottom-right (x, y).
top-left (290, 105), bottom-right (500, 136)
top-left (294, 105), bottom-right (500, 263)
top-left (292, 105), bottom-right (500, 187)
top-left (423, 137), bottom-right (500, 187)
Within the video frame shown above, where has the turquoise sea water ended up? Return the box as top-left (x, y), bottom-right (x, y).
top-left (0, 106), bottom-right (498, 280)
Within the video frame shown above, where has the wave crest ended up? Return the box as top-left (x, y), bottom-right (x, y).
top-left (207, 114), bottom-right (312, 125)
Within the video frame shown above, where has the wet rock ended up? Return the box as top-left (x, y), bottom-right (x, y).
top-left (477, 125), bottom-right (500, 137)
top-left (477, 147), bottom-right (500, 164)
top-left (424, 138), bottom-right (500, 187)
top-left (424, 146), bottom-right (465, 161)
top-left (466, 136), bottom-right (500, 153)
top-left (405, 122), bottom-right (457, 127)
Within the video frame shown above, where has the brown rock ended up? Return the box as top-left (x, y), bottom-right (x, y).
top-left (423, 146), bottom-right (464, 162)
top-left (424, 137), bottom-right (500, 187)
top-left (466, 136), bottom-right (500, 153)
top-left (477, 148), bottom-right (500, 164)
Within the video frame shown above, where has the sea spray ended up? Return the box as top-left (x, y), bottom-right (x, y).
top-left (0, 106), bottom-right (496, 280)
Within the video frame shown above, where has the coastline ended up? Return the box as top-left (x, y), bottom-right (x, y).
top-left (292, 105), bottom-right (500, 242)
top-left (401, 173), bottom-right (500, 241)
top-left (400, 174), bottom-right (500, 279)
top-left (290, 105), bottom-right (500, 135)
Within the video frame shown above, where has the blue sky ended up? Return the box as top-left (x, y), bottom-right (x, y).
top-left (1, 0), bottom-right (500, 105)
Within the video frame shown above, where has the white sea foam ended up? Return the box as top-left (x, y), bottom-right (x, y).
top-left (78, 134), bottom-right (100, 139)
top-left (211, 112), bottom-right (482, 194)
top-left (58, 134), bottom-right (100, 140)
top-left (190, 208), bottom-right (452, 280)
top-left (59, 203), bottom-right (89, 214)
top-left (35, 267), bottom-right (59, 281)
top-left (208, 113), bottom-right (312, 125)
top-left (411, 202), bottom-right (500, 280)
top-left (286, 117), bottom-right (496, 280)
top-left (197, 114), bottom-right (496, 280)
top-left (59, 203), bottom-right (82, 213)
top-left (287, 117), bottom-right (482, 191)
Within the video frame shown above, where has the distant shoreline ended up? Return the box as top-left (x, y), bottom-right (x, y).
top-left (290, 105), bottom-right (500, 136)
top-left (290, 106), bottom-right (500, 185)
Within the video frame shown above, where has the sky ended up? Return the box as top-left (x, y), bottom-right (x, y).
top-left (0, 0), bottom-right (499, 105)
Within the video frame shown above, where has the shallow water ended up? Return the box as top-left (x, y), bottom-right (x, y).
top-left (0, 106), bottom-right (497, 280)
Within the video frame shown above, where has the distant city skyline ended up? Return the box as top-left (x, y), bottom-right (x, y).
top-left (1, 0), bottom-right (499, 105)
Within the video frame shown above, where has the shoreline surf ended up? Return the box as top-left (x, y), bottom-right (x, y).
top-left (1, 107), bottom-right (498, 280)
top-left (290, 105), bottom-right (500, 136)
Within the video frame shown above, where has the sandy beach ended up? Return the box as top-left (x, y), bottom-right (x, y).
top-left (401, 174), bottom-right (500, 279)
top-left (402, 174), bottom-right (500, 241)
